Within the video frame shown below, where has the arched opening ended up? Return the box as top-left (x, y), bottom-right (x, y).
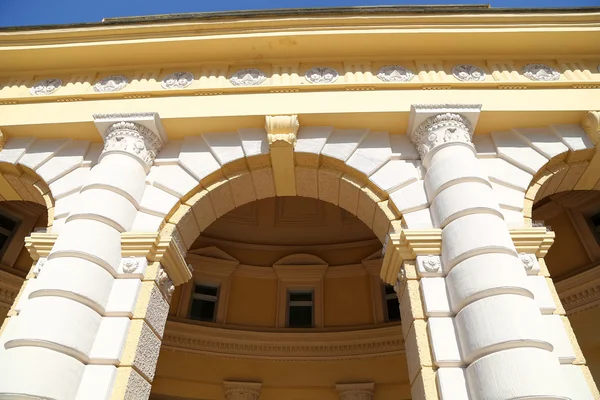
top-left (151, 196), bottom-right (409, 399)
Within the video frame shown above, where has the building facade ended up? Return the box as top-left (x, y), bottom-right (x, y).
top-left (0, 5), bottom-right (599, 400)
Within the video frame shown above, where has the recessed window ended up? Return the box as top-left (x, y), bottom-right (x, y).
top-left (589, 211), bottom-right (600, 243)
top-left (189, 284), bottom-right (219, 322)
top-left (0, 212), bottom-right (20, 258)
top-left (384, 284), bottom-right (401, 322)
top-left (287, 290), bottom-right (314, 328)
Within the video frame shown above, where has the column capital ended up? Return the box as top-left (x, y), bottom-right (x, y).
top-left (265, 114), bottom-right (299, 147)
top-left (335, 382), bottom-right (375, 400)
top-left (93, 112), bottom-right (167, 170)
top-left (582, 111), bottom-right (600, 146)
top-left (223, 381), bottom-right (262, 400)
top-left (407, 104), bottom-right (481, 160)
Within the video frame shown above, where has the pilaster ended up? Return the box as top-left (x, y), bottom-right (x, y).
top-left (265, 115), bottom-right (298, 196)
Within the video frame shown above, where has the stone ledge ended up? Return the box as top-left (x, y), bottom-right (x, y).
top-left (162, 321), bottom-right (404, 361)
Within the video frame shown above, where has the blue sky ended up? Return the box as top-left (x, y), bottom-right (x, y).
top-left (1, 0), bottom-right (599, 27)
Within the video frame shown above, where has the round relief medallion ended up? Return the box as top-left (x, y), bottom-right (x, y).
top-left (452, 64), bottom-right (486, 82)
top-left (162, 72), bottom-right (194, 89)
top-left (305, 67), bottom-right (339, 84)
top-left (93, 75), bottom-right (128, 92)
top-left (230, 68), bottom-right (266, 86)
top-left (376, 65), bottom-right (414, 82)
top-left (522, 63), bottom-right (560, 81)
top-left (30, 78), bottom-right (62, 96)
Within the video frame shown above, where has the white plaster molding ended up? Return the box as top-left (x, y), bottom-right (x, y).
top-left (230, 68), bottom-right (266, 86)
top-left (162, 321), bottom-right (404, 360)
top-left (223, 381), bottom-right (262, 400)
top-left (336, 382), bottom-right (375, 400)
top-left (305, 67), bottom-right (339, 84)
top-left (30, 78), bottom-right (62, 96)
top-left (522, 63), bottom-right (560, 81)
top-left (452, 64), bottom-right (486, 82)
top-left (117, 256), bottom-right (148, 277)
top-left (33, 257), bottom-right (47, 277)
top-left (93, 112), bottom-right (167, 170)
top-left (376, 65), bottom-right (414, 82)
top-left (156, 266), bottom-right (174, 302)
top-left (555, 263), bottom-right (600, 315)
top-left (93, 75), bottom-right (128, 92)
top-left (416, 254), bottom-right (442, 276)
top-left (407, 104), bottom-right (482, 161)
top-left (518, 253), bottom-right (541, 275)
top-left (161, 72), bottom-right (194, 89)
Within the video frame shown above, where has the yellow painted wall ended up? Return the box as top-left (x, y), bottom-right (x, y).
top-left (226, 275), bottom-right (278, 327)
top-left (545, 211), bottom-right (591, 278)
top-left (324, 275), bottom-right (374, 327)
top-left (568, 308), bottom-right (600, 380)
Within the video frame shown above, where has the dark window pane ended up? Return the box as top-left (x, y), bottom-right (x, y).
top-left (289, 292), bottom-right (312, 302)
top-left (386, 298), bottom-right (401, 322)
top-left (0, 214), bottom-right (16, 232)
top-left (190, 299), bottom-right (216, 322)
top-left (195, 285), bottom-right (218, 296)
top-left (289, 305), bottom-right (313, 328)
top-left (0, 235), bottom-right (7, 250)
top-left (384, 285), bottom-right (396, 295)
top-left (591, 212), bottom-right (600, 227)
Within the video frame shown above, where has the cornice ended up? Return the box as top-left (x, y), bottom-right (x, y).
top-left (555, 263), bottom-right (600, 315)
top-left (161, 321), bottom-right (404, 360)
top-left (380, 227), bottom-right (554, 284)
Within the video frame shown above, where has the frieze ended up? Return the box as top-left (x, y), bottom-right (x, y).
top-left (305, 67), bottom-right (339, 84)
top-left (376, 65), bottom-right (414, 82)
top-left (162, 72), bottom-right (194, 89)
top-left (30, 78), bottom-right (62, 96)
top-left (452, 64), bottom-right (486, 82)
top-left (230, 68), bottom-right (266, 86)
top-left (93, 75), bottom-right (128, 92)
top-left (522, 63), bottom-right (560, 81)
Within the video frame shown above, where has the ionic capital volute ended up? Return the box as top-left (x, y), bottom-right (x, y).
top-left (582, 111), bottom-right (600, 147)
top-left (336, 383), bottom-right (375, 400)
top-left (265, 115), bottom-right (299, 148)
top-left (407, 104), bottom-right (481, 164)
top-left (93, 112), bottom-right (167, 171)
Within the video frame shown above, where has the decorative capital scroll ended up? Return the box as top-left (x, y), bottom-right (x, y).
top-left (336, 382), bottom-right (375, 400)
top-left (223, 381), bottom-right (262, 400)
top-left (93, 112), bottom-right (167, 171)
top-left (265, 115), bottom-right (299, 148)
top-left (407, 104), bottom-right (482, 161)
top-left (582, 111), bottom-right (600, 147)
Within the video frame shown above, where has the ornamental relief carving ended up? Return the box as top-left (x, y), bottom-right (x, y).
top-left (162, 72), bottom-right (194, 89)
top-left (30, 78), bottom-right (62, 96)
top-left (224, 387), bottom-right (261, 400)
top-left (230, 68), bottom-right (266, 86)
top-left (93, 75), bottom-right (128, 92)
top-left (519, 253), bottom-right (535, 270)
top-left (102, 121), bottom-right (163, 167)
top-left (452, 64), bottom-right (486, 82)
top-left (305, 67), bottom-right (339, 84)
top-left (376, 65), bottom-right (414, 82)
top-left (522, 63), bottom-right (560, 81)
top-left (421, 255), bottom-right (441, 272)
top-left (338, 389), bottom-right (374, 400)
top-left (411, 112), bottom-right (473, 158)
top-left (156, 266), bottom-right (175, 301)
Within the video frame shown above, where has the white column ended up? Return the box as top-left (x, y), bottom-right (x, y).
top-left (409, 105), bottom-right (569, 400)
top-left (0, 113), bottom-right (165, 399)
top-left (335, 383), bottom-right (374, 400)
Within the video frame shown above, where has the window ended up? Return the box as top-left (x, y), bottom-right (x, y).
top-left (384, 285), bottom-right (400, 322)
top-left (589, 211), bottom-right (600, 243)
top-left (189, 284), bottom-right (219, 322)
top-left (287, 290), bottom-right (314, 328)
top-left (0, 212), bottom-right (20, 258)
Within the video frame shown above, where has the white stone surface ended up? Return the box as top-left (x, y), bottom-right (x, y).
top-left (86, 153), bottom-right (148, 203)
top-left (50, 166), bottom-right (91, 199)
top-left (9, 296), bottom-right (102, 359)
top-left (369, 159), bottom-right (419, 193)
top-left (389, 134), bottom-right (419, 159)
top-left (466, 347), bottom-right (569, 400)
top-left (519, 253), bottom-right (541, 275)
top-left (69, 188), bottom-right (138, 232)
top-left (35, 139), bottom-right (89, 184)
top-left (420, 277), bottom-right (452, 317)
top-left (441, 214), bottom-right (516, 268)
top-left (429, 317), bottom-right (462, 366)
top-left (321, 129), bottom-right (369, 161)
top-left (402, 208), bottom-right (434, 229)
top-left (89, 317), bottom-right (130, 363)
top-left (437, 367), bottom-right (469, 400)
top-left (18, 138), bottom-right (70, 170)
top-left (14, 279), bottom-right (37, 313)
top-left (455, 294), bottom-right (550, 363)
top-left (150, 164), bottom-right (198, 198)
top-left (202, 131), bottom-right (246, 166)
top-left (154, 140), bottom-right (182, 165)
top-left (541, 315), bottom-right (576, 364)
top-left (472, 134), bottom-right (497, 157)
top-left (346, 131), bottom-right (392, 176)
top-left (514, 127), bottom-right (569, 159)
top-left (295, 126), bottom-right (334, 155)
top-left (131, 211), bottom-right (164, 232)
top-left (479, 157), bottom-right (533, 191)
top-left (0, 346), bottom-right (85, 400)
top-left (416, 255), bottom-right (443, 277)
top-left (425, 150), bottom-right (489, 197)
top-left (0, 136), bottom-right (34, 164)
top-left (54, 191), bottom-right (80, 219)
top-left (117, 256), bottom-right (148, 277)
top-left (526, 275), bottom-right (557, 314)
top-left (139, 185), bottom-right (180, 216)
top-left (389, 179), bottom-right (428, 213)
top-left (491, 130), bottom-right (549, 174)
top-left (105, 279), bottom-right (142, 316)
top-left (431, 181), bottom-right (501, 228)
top-left (446, 253), bottom-right (531, 313)
top-left (550, 124), bottom-right (594, 151)
top-left (490, 181), bottom-right (525, 211)
top-left (179, 136), bottom-right (222, 181)
top-left (238, 128), bottom-right (269, 157)
top-left (75, 365), bottom-right (117, 400)
top-left (561, 365), bottom-right (596, 400)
